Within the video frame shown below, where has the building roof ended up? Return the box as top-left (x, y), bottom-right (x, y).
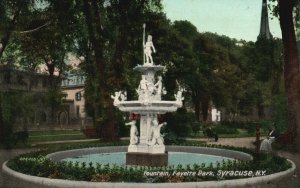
top-left (61, 73), bottom-right (85, 88)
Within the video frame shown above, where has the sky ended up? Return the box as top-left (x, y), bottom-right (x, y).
top-left (162, 0), bottom-right (282, 42)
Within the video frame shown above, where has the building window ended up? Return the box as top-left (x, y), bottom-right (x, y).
top-left (75, 92), bottom-right (81, 101)
top-left (76, 106), bottom-right (80, 118)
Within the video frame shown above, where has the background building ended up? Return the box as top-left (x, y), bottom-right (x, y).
top-left (0, 64), bottom-right (63, 131)
top-left (61, 73), bottom-right (86, 118)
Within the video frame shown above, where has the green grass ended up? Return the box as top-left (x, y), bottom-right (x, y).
top-left (30, 140), bottom-right (128, 152)
top-left (29, 130), bottom-right (82, 137)
top-left (28, 134), bottom-right (86, 143)
top-left (28, 130), bottom-right (86, 143)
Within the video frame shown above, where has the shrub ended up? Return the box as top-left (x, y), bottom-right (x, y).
top-left (164, 108), bottom-right (199, 137)
top-left (211, 121), bottom-right (273, 136)
top-left (211, 125), bottom-right (238, 135)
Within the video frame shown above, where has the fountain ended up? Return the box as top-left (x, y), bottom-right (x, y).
top-left (111, 24), bottom-right (184, 166)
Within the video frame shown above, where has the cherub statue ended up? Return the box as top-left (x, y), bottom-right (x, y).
top-left (154, 76), bottom-right (163, 99)
top-left (147, 118), bottom-right (166, 146)
top-left (144, 35), bottom-right (156, 65)
top-left (137, 75), bottom-right (149, 100)
top-left (175, 89), bottom-right (184, 102)
top-left (147, 79), bottom-right (155, 97)
top-left (120, 91), bottom-right (127, 101)
top-left (111, 91), bottom-right (121, 105)
top-left (125, 120), bottom-right (139, 145)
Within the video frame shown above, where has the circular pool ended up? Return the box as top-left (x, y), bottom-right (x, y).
top-left (47, 146), bottom-right (253, 163)
top-left (61, 151), bottom-right (234, 167)
top-left (2, 146), bottom-right (295, 188)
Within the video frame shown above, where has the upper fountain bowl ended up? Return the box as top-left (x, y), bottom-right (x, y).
top-left (114, 100), bottom-right (182, 114)
top-left (133, 64), bottom-right (165, 73)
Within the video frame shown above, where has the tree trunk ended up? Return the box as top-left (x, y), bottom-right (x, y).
top-left (0, 97), bottom-right (3, 144)
top-left (278, 0), bottom-right (300, 151)
top-left (82, 0), bottom-right (119, 141)
top-left (112, 27), bottom-right (127, 87)
top-left (194, 101), bottom-right (201, 122)
top-left (192, 93), bottom-right (201, 121)
top-left (201, 97), bottom-right (209, 122)
top-left (257, 101), bottom-right (265, 119)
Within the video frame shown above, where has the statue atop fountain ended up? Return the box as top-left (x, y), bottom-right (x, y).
top-left (144, 35), bottom-right (156, 65)
top-left (112, 24), bottom-right (184, 166)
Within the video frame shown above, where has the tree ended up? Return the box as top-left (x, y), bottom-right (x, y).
top-left (0, 0), bottom-right (35, 145)
top-left (278, 0), bottom-right (300, 151)
top-left (0, 1), bottom-right (25, 58)
top-left (80, 0), bottom-right (164, 141)
top-left (269, 0), bottom-right (300, 150)
top-left (186, 32), bottom-right (248, 122)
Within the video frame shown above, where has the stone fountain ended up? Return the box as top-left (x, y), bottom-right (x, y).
top-left (111, 24), bottom-right (184, 166)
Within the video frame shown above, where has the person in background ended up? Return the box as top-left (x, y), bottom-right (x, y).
top-left (260, 126), bottom-right (279, 153)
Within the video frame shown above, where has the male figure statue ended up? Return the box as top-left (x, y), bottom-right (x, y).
top-left (144, 35), bottom-right (156, 65)
top-left (147, 118), bottom-right (166, 146)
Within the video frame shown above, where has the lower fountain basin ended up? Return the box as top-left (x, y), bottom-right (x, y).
top-left (60, 151), bottom-right (234, 167)
top-left (46, 146), bottom-right (253, 162)
top-left (2, 146), bottom-right (295, 188)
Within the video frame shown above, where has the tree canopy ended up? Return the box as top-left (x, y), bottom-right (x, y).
top-left (0, 0), bottom-right (293, 144)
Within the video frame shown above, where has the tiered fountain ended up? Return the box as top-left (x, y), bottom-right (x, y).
top-left (111, 25), bottom-right (184, 166)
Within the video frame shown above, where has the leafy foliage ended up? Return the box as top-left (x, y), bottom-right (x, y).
top-left (0, 0), bottom-right (289, 142)
top-left (164, 108), bottom-right (201, 137)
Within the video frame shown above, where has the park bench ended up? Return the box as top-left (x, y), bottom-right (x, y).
top-left (82, 127), bottom-right (97, 138)
top-left (277, 132), bottom-right (293, 145)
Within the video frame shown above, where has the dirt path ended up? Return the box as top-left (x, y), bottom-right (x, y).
top-left (196, 137), bottom-right (300, 187)
top-left (188, 137), bottom-right (256, 149)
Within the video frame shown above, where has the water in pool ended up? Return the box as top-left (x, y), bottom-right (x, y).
top-left (62, 152), bottom-right (234, 167)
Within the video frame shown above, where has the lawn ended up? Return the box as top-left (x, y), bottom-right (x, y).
top-left (28, 130), bottom-right (86, 143)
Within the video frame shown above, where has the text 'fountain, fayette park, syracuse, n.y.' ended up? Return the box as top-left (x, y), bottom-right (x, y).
top-left (111, 24), bottom-right (184, 166)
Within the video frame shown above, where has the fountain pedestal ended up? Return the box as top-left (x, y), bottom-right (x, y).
top-left (126, 152), bottom-right (168, 166)
top-left (112, 32), bottom-right (184, 166)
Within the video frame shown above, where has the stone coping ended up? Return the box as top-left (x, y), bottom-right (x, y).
top-left (1, 146), bottom-right (296, 188)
